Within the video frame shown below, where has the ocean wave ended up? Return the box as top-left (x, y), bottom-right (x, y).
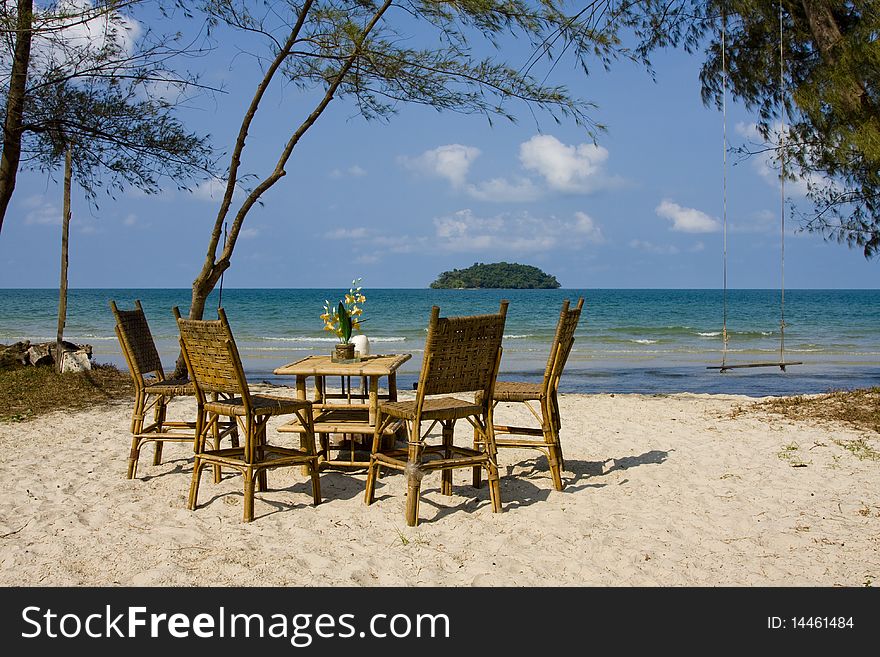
top-left (696, 332), bottom-right (721, 337)
top-left (630, 339), bottom-right (658, 345)
top-left (503, 334), bottom-right (532, 339)
top-left (260, 336), bottom-right (406, 343)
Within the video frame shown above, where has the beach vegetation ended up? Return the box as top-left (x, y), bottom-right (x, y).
top-left (756, 387), bottom-right (880, 435)
top-left (832, 438), bottom-right (880, 462)
top-left (430, 262), bottom-right (560, 289)
top-left (0, 360), bottom-right (132, 422)
top-left (776, 440), bottom-right (809, 467)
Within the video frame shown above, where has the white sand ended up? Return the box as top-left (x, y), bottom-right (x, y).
top-left (1, 390), bottom-right (878, 586)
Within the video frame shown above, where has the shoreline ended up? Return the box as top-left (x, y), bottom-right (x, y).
top-left (2, 390), bottom-right (878, 586)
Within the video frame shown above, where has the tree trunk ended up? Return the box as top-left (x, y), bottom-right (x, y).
top-left (0, 0), bottom-right (34, 235)
top-left (172, 263), bottom-right (225, 378)
top-left (56, 145), bottom-right (72, 373)
top-left (799, 0), bottom-right (874, 117)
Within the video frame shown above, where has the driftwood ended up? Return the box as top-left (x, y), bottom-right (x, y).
top-left (0, 340), bottom-right (92, 371)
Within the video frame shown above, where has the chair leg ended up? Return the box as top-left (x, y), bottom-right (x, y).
top-left (127, 390), bottom-right (146, 479)
top-left (211, 413), bottom-right (223, 484)
top-left (152, 441), bottom-right (164, 467)
top-left (309, 460), bottom-right (322, 506)
top-left (484, 418), bottom-right (503, 513)
top-left (152, 396), bottom-right (167, 466)
top-left (188, 410), bottom-right (209, 510)
top-left (127, 437), bottom-right (141, 480)
top-left (364, 456), bottom-right (379, 505)
top-left (364, 414), bottom-right (390, 506)
top-left (543, 399), bottom-right (564, 491)
top-left (441, 420), bottom-right (454, 496)
top-left (486, 461), bottom-right (503, 513)
top-left (405, 421), bottom-right (424, 527)
top-left (243, 467), bottom-right (256, 523)
top-left (472, 420), bottom-right (482, 489)
top-left (188, 456), bottom-right (205, 510)
top-left (256, 418), bottom-right (269, 492)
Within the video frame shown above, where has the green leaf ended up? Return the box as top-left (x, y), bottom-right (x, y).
top-left (338, 301), bottom-right (352, 343)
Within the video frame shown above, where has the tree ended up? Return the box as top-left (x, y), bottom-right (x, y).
top-left (0, 0), bottom-right (34, 233)
top-left (1, 1), bottom-right (215, 362)
top-left (173, 0), bottom-right (638, 373)
top-left (0, 0), bottom-right (215, 233)
top-left (625, 1), bottom-right (880, 257)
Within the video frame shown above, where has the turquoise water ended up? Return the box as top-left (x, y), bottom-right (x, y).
top-left (1, 288), bottom-right (879, 396)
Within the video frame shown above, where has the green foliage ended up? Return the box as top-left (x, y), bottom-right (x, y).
top-left (1, 0), bottom-right (215, 201)
top-left (624, 1), bottom-right (880, 258)
top-left (337, 301), bottom-right (352, 343)
top-left (430, 262), bottom-right (560, 288)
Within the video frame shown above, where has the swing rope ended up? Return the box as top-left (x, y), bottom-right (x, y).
top-left (778, 0), bottom-right (787, 368)
top-left (708, 2), bottom-right (801, 373)
top-left (721, 11), bottom-right (729, 370)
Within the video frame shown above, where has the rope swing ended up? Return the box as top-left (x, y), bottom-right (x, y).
top-left (708, 4), bottom-right (802, 373)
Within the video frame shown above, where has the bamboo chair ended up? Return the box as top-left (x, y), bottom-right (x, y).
top-left (364, 301), bottom-right (508, 527)
top-left (476, 298), bottom-right (584, 491)
top-left (175, 307), bottom-right (321, 522)
top-left (111, 300), bottom-right (236, 479)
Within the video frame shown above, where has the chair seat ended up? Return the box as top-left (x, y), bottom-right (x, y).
top-left (143, 376), bottom-right (194, 396)
top-left (379, 397), bottom-right (482, 421)
top-left (205, 394), bottom-right (311, 417)
top-left (478, 381), bottom-right (544, 404)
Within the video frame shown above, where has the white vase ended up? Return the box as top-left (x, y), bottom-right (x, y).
top-left (352, 334), bottom-right (370, 357)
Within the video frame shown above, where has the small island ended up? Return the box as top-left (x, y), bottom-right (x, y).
top-left (430, 262), bottom-right (561, 289)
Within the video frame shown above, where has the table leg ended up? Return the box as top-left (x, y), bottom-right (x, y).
top-left (296, 375), bottom-right (311, 476)
top-left (369, 376), bottom-right (378, 426)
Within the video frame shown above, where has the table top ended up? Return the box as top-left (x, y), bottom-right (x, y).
top-left (273, 353), bottom-right (412, 377)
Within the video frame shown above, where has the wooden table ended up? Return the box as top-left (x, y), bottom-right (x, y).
top-left (273, 354), bottom-right (412, 469)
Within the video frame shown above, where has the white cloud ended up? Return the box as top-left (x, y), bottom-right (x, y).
top-left (325, 227), bottom-right (369, 239)
top-left (240, 227), bottom-right (259, 239)
top-left (572, 211), bottom-right (605, 243)
top-left (519, 134), bottom-right (610, 193)
top-left (656, 199), bottom-right (721, 233)
top-left (191, 178), bottom-right (235, 202)
top-left (24, 199), bottom-right (61, 226)
top-left (629, 240), bottom-right (680, 255)
top-left (432, 209), bottom-right (604, 253)
top-left (15, 1), bottom-right (143, 76)
top-left (399, 144), bottom-right (481, 187)
top-left (330, 165), bottom-right (367, 179)
top-left (465, 177), bottom-right (542, 202)
top-left (123, 214), bottom-right (137, 226)
top-left (400, 135), bottom-right (621, 202)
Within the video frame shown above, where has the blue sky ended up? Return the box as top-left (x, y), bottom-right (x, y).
top-left (0, 3), bottom-right (876, 290)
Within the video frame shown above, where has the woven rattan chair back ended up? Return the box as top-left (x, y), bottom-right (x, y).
top-left (541, 297), bottom-right (584, 394)
top-left (111, 299), bottom-right (164, 382)
top-left (416, 301), bottom-right (509, 399)
top-left (175, 308), bottom-right (247, 400)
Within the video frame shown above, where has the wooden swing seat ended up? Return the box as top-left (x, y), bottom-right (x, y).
top-left (707, 361), bottom-right (803, 372)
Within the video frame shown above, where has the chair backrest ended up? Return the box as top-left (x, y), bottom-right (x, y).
top-left (175, 307), bottom-right (248, 400)
top-left (110, 299), bottom-right (165, 385)
top-left (416, 300), bottom-right (509, 400)
top-left (541, 297), bottom-right (585, 394)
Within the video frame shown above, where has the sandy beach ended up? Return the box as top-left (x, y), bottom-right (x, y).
top-left (1, 389), bottom-right (878, 587)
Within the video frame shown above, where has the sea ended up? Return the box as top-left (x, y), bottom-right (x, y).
top-left (1, 288), bottom-right (878, 397)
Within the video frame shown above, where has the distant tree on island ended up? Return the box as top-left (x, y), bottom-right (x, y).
top-left (430, 263), bottom-right (560, 289)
